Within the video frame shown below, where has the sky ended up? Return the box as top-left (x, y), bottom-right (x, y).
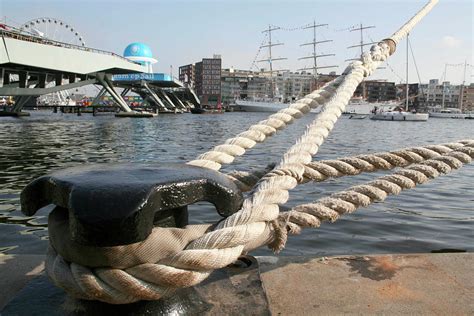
top-left (1, 0), bottom-right (472, 85)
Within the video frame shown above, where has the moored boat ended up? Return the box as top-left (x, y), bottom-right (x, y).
top-left (234, 99), bottom-right (288, 113)
top-left (428, 107), bottom-right (467, 119)
top-left (190, 107), bottom-right (224, 114)
top-left (370, 109), bottom-right (428, 121)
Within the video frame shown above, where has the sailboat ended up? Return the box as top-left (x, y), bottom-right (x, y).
top-left (234, 25), bottom-right (289, 113)
top-left (428, 62), bottom-right (468, 119)
top-left (235, 22), bottom-right (337, 113)
top-left (370, 33), bottom-right (428, 121)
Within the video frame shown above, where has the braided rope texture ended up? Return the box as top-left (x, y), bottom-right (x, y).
top-left (272, 141), bottom-right (474, 251)
top-left (45, 1), bottom-right (441, 303)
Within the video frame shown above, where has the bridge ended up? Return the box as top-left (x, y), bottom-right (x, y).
top-left (0, 28), bottom-right (198, 116)
top-left (111, 73), bottom-right (200, 113)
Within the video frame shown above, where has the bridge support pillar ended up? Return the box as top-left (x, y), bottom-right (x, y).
top-left (159, 90), bottom-right (180, 113)
top-left (96, 73), bottom-right (132, 113)
top-left (38, 74), bottom-right (46, 89)
top-left (55, 74), bottom-right (62, 87)
top-left (68, 74), bottom-right (76, 84)
top-left (19, 71), bottom-right (28, 88)
top-left (168, 91), bottom-right (187, 111)
top-left (120, 88), bottom-right (130, 97)
top-left (0, 68), bottom-right (4, 88)
top-left (142, 82), bottom-right (168, 112)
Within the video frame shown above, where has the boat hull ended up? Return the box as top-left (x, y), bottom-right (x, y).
top-left (190, 108), bottom-right (224, 114)
top-left (370, 112), bottom-right (428, 121)
top-left (429, 113), bottom-right (467, 119)
top-left (234, 100), bottom-right (288, 113)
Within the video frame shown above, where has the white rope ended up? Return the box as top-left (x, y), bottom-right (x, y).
top-left (301, 141), bottom-right (469, 183)
top-left (271, 143), bottom-right (474, 250)
top-left (45, 0), bottom-right (443, 304)
top-left (227, 141), bottom-right (467, 191)
top-left (187, 78), bottom-right (342, 171)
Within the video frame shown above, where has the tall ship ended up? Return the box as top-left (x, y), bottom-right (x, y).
top-left (234, 25), bottom-right (288, 113)
top-left (235, 22), bottom-right (337, 113)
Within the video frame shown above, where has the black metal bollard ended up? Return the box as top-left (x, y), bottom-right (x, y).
top-left (7, 163), bottom-right (271, 313)
top-left (21, 163), bottom-right (244, 247)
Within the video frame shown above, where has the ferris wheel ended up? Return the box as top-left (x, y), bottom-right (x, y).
top-left (19, 18), bottom-right (88, 105)
top-left (20, 17), bottom-right (86, 47)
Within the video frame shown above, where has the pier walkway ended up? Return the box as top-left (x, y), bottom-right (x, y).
top-left (1, 253), bottom-right (472, 314)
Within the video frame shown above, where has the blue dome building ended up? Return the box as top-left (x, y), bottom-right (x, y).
top-left (123, 42), bottom-right (157, 73)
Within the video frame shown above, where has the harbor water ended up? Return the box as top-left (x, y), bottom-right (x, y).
top-left (0, 111), bottom-right (473, 257)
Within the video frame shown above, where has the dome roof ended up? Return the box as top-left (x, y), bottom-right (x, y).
top-left (123, 42), bottom-right (153, 59)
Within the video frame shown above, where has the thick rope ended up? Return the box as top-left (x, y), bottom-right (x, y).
top-left (45, 1), bottom-right (442, 304)
top-left (46, 140), bottom-right (469, 304)
top-left (227, 141), bottom-right (472, 190)
top-left (271, 143), bottom-right (474, 251)
top-left (301, 141), bottom-right (472, 183)
top-left (187, 78), bottom-right (343, 171)
top-left (226, 163), bottom-right (275, 192)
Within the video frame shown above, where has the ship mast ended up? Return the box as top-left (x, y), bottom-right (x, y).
top-left (405, 33), bottom-right (409, 111)
top-left (258, 25), bottom-right (287, 99)
top-left (346, 23), bottom-right (376, 98)
top-left (347, 23), bottom-right (376, 59)
top-left (441, 63), bottom-right (447, 109)
top-left (298, 20), bottom-right (337, 89)
top-left (459, 60), bottom-right (467, 111)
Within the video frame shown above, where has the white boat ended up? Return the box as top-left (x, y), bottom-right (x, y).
top-left (234, 99), bottom-right (289, 113)
top-left (370, 110), bottom-right (428, 121)
top-left (344, 98), bottom-right (398, 115)
top-left (370, 33), bottom-right (428, 122)
top-left (428, 107), bottom-right (467, 119)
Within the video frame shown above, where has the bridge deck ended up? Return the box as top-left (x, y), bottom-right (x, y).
top-left (1, 29), bottom-right (145, 75)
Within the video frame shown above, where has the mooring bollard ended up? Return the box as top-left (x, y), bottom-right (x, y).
top-left (0, 162), bottom-right (277, 313)
top-left (21, 163), bottom-right (244, 247)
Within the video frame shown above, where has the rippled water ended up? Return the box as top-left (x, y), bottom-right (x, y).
top-left (0, 110), bottom-right (473, 257)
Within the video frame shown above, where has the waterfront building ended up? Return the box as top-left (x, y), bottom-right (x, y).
top-left (365, 81), bottom-right (397, 102)
top-left (353, 80), bottom-right (397, 102)
top-left (221, 69), bottom-right (263, 104)
top-left (180, 55), bottom-right (221, 107)
top-left (395, 83), bottom-right (421, 108)
top-left (274, 71), bottom-right (314, 103)
top-left (418, 79), bottom-right (461, 108)
top-left (178, 64), bottom-right (195, 88)
top-left (221, 69), bottom-right (339, 104)
top-left (221, 68), bottom-right (258, 104)
top-left (460, 83), bottom-right (474, 112)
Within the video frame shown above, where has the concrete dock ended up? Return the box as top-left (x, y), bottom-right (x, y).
top-left (1, 253), bottom-right (472, 314)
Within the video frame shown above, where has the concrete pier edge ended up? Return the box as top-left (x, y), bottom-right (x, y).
top-left (1, 253), bottom-right (473, 314)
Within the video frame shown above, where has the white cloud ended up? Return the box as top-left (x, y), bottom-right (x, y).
top-left (441, 36), bottom-right (462, 48)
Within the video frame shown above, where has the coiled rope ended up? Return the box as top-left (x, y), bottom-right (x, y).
top-left (44, 0), bottom-right (453, 304)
